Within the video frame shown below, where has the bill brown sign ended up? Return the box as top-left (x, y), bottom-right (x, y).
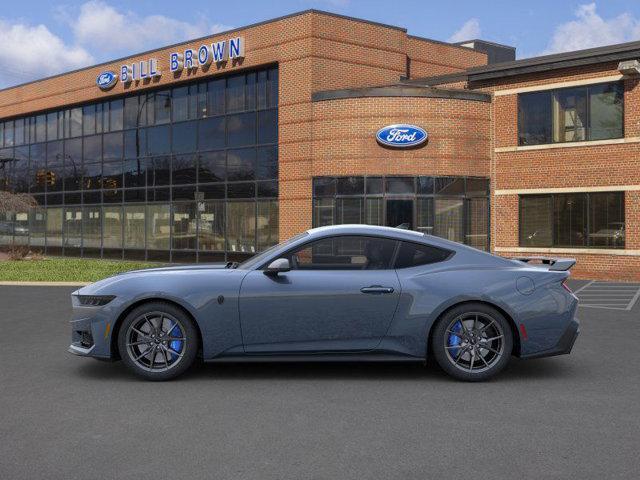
top-left (97, 36), bottom-right (245, 89)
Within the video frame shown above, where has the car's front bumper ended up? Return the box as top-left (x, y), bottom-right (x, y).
top-left (520, 318), bottom-right (580, 360)
top-left (68, 294), bottom-right (124, 360)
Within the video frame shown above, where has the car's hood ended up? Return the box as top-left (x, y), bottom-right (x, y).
top-left (75, 263), bottom-right (237, 295)
top-left (123, 263), bottom-right (230, 275)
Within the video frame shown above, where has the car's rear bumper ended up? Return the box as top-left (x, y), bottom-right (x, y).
top-left (520, 318), bottom-right (580, 360)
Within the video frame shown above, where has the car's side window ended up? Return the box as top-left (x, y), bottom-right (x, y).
top-left (288, 236), bottom-right (397, 270)
top-left (394, 241), bottom-right (452, 268)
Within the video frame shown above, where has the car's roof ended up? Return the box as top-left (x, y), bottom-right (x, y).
top-left (306, 224), bottom-right (464, 249)
top-left (307, 224), bottom-right (425, 238)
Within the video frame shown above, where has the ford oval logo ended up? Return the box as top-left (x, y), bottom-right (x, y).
top-left (96, 71), bottom-right (118, 90)
top-left (376, 124), bottom-right (428, 148)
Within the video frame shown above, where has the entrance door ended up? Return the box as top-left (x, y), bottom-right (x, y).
top-left (386, 199), bottom-right (414, 229)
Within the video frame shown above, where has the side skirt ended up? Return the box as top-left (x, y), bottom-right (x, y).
top-left (205, 353), bottom-right (424, 363)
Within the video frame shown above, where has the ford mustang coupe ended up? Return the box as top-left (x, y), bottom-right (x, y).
top-left (69, 225), bottom-right (579, 381)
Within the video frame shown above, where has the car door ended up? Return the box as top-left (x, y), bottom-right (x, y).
top-left (239, 235), bottom-right (401, 353)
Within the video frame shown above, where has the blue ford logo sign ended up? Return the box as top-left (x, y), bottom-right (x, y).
top-left (96, 71), bottom-right (118, 90)
top-left (376, 124), bottom-right (428, 148)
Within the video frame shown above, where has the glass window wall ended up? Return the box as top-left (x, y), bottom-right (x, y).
top-left (0, 66), bottom-right (278, 262)
top-left (313, 176), bottom-right (489, 250)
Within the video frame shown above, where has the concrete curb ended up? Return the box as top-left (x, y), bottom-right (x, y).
top-left (0, 281), bottom-right (92, 287)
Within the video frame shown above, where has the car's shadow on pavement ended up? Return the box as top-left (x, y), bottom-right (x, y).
top-left (73, 356), bottom-right (576, 383)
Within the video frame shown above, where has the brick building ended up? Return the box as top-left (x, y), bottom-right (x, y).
top-left (0, 10), bottom-right (637, 280)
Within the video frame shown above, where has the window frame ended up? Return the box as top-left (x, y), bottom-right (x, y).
top-left (517, 81), bottom-right (624, 146)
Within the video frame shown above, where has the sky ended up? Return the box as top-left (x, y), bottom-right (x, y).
top-left (2, 0), bottom-right (640, 88)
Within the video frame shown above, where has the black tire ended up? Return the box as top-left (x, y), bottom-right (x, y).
top-left (117, 301), bottom-right (198, 381)
top-left (431, 303), bottom-right (513, 382)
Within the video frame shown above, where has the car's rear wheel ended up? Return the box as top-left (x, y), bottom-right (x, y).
top-left (117, 302), bottom-right (198, 381)
top-left (431, 303), bottom-right (513, 382)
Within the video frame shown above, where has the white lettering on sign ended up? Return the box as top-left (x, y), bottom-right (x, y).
top-left (170, 37), bottom-right (244, 73)
top-left (121, 58), bottom-right (161, 84)
top-left (386, 128), bottom-right (417, 143)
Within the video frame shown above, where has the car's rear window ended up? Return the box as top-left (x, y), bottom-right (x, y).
top-left (394, 241), bottom-right (452, 268)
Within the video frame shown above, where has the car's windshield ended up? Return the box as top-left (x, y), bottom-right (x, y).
top-left (237, 232), bottom-right (309, 269)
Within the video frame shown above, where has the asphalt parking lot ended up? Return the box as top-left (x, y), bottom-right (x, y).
top-left (1, 281), bottom-right (639, 480)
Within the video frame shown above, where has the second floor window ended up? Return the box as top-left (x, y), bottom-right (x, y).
top-left (518, 82), bottom-right (623, 146)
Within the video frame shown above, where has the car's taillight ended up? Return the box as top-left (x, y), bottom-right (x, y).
top-left (561, 279), bottom-right (573, 294)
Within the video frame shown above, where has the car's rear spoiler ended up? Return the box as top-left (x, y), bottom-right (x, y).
top-left (513, 256), bottom-right (576, 271)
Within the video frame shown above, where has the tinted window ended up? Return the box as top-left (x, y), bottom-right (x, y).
top-left (518, 91), bottom-right (552, 145)
top-left (198, 151), bottom-right (225, 183)
top-left (519, 192), bottom-right (624, 249)
top-left (590, 83), bottom-right (623, 140)
top-left (147, 125), bottom-right (170, 155)
top-left (257, 109), bottom-right (277, 144)
top-left (103, 132), bottom-right (123, 160)
top-left (227, 112), bottom-right (256, 147)
top-left (518, 82), bottom-right (623, 145)
top-left (227, 148), bottom-right (255, 181)
top-left (172, 154), bottom-right (197, 185)
top-left (256, 146), bottom-right (277, 180)
top-left (288, 236), bottom-right (397, 270)
top-left (394, 241), bottom-right (451, 268)
top-left (336, 177), bottom-right (364, 195)
top-left (172, 121), bottom-right (197, 153)
top-left (198, 117), bottom-right (225, 150)
top-left (386, 177), bottom-right (414, 194)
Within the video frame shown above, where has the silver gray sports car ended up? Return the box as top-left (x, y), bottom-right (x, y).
top-left (69, 225), bottom-right (579, 381)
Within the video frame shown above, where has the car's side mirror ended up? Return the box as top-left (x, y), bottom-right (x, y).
top-left (264, 258), bottom-right (291, 275)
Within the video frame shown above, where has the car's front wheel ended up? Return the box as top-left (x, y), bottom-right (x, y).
top-left (117, 302), bottom-right (198, 381)
top-left (431, 303), bottom-right (513, 381)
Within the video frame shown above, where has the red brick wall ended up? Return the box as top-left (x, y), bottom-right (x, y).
top-left (483, 63), bottom-right (640, 281)
top-left (406, 37), bottom-right (487, 79)
top-left (276, 95), bottom-right (491, 239)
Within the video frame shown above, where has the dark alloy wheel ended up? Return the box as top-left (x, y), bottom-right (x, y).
top-left (117, 302), bottom-right (198, 381)
top-left (431, 303), bottom-right (513, 381)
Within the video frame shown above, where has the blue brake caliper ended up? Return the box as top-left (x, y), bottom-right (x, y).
top-left (167, 321), bottom-right (183, 361)
top-left (448, 321), bottom-right (463, 357)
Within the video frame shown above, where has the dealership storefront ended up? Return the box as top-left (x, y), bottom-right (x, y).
top-left (0, 66), bottom-right (279, 262)
top-left (1, 10), bottom-right (640, 279)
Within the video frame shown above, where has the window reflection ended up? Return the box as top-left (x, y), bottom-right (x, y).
top-left (124, 205), bottom-right (145, 249)
top-left (313, 176), bottom-right (489, 250)
top-left (83, 206), bottom-right (102, 249)
top-left (198, 201), bottom-right (225, 252)
top-left (227, 201), bottom-right (255, 254)
top-left (103, 206), bottom-right (122, 249)
top-left (147, 204), bottom-right (170, 250)
top-left (0, 67), bottom-right (279, 259)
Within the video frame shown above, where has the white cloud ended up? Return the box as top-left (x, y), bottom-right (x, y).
top-left (0, 20), bottom-right (93, 88)
top-left (448, 18), bottom-right (481, 43)
top-left (71, 1), bottom-right (232, 55)
top-left (0, 1), bottom-right (234, 88)
top-left (542, 3), bottom-right (640, 54)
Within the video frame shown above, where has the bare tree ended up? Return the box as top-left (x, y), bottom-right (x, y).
top-left (0, 191), bottom-right (37, 215)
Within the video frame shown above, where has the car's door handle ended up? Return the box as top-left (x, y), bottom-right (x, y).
top-left (360, 286), bottom-right (395, 294)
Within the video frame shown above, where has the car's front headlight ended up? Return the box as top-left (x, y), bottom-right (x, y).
top-left (75, 295), bottom-right (116, 307)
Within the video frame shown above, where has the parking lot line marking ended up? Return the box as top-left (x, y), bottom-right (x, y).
top-left (575, 280), bottom-right (640, 311)
top-left (626, 287), bottom-right (640, 311)
top-left (572, 280), bottom-right (594, 294)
